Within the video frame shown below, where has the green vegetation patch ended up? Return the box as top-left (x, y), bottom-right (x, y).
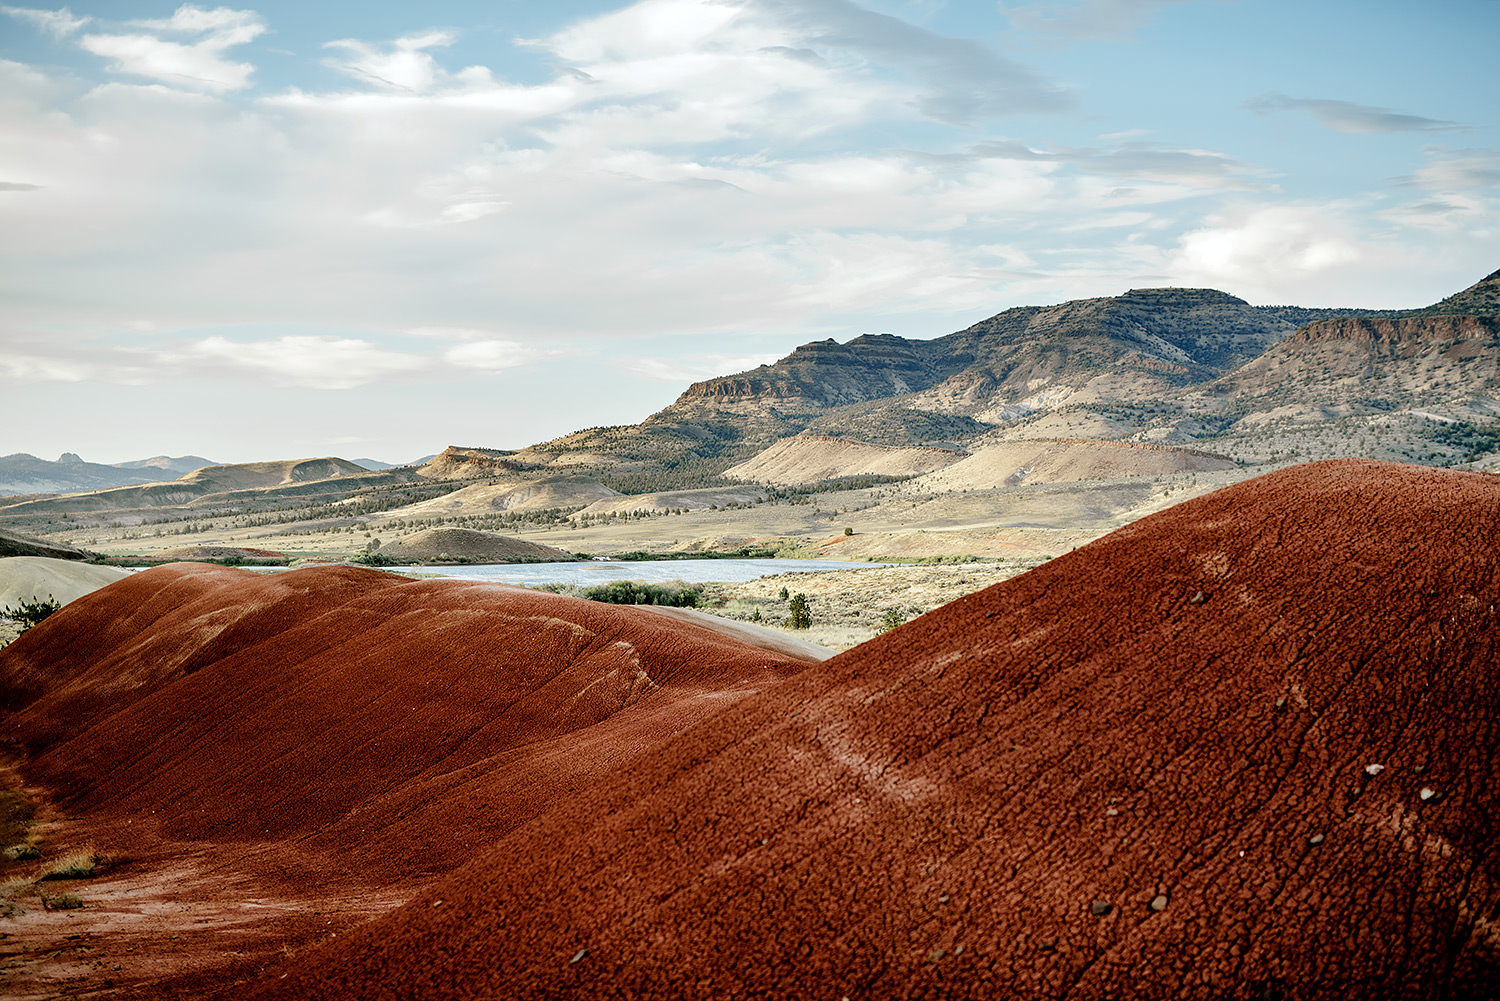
top-left (581, 581), bottom-right (703, 608)
top-left (1422, 419), bottom-right (1500, 462)
top-left (0, 595), bottom-right (61, 635)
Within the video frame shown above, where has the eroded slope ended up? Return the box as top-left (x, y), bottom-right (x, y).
top-left (255, 460), bottom-right (1500, 1000)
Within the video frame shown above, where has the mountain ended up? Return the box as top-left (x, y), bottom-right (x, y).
top-left (660, 288), bottom-right (1395, 432)
top-left (111, 455), bottom-right (215, 475)
top-left (0, 456), bottom-right (402, 518)
top-left (0, 452), bottom-right (215, 497)
top-left (496, 286), bottom-right (1404, 475)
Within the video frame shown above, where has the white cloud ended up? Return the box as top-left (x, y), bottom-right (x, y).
top-left (168, 335), bottom-right (417, 388)
top-left (78, 4), bottom-right (265, 92)
top-left (1170, 205), bottom-right (1362, 285)
top-left (2, 4), bottom-right (89, 38)
top-left (442, 338), bottom-right (551, 373)
top-left (324, 30), bottom-right (458, 93)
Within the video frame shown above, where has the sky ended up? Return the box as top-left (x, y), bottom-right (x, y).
top-left (2, 0), bottom-right (1497, 465)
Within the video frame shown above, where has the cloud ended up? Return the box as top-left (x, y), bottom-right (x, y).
top-left (969, 138), bottom-right (1266, 188)
top-left (0, 327), bottom-right (560, 390)
top-left (757, 0), bottom-right (1069, 121)
top-left (1, 4), bottom-right (88, 37)
top-left (999, 0), bottom-right (1199, 41)
top-left (0, 181), bottom-right (44, 191)
top-left (1402, 148), bottom-right (1500, 192)
top-left (1244, 93), bottom-right (1459, 134)
top-left (1170, 204), bottom-right (1362, 283)
top-left (167, 335), bottom-right (417, 388)
top-left (324, 30), bottom-right (458, 93)
top-left (442, 338), bottom-right (552, 373)
top-left (77, 4), bottom-right (266, 92)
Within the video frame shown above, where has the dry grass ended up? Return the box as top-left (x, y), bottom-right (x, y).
top-left (37, 845), bottom-right (98, 881)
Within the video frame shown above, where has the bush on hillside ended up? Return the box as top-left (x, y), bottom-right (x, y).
top-left (0, 595), bottom-right (61, 635)
top-left (581, 581), bottom-right (702, 608)
top-left (787, 593), bottom-right (811, 629)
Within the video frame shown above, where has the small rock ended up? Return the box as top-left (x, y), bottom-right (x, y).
top-left (1308, 834), bottom-right (1325, 846)
top-left (1413, 764), bottom-right (1426, 774)
top-left (926, 948), bottom-right (945, 964)
top-left (1106, 807), bottom-right (1119, 816)
top-left (1091, 900), bottom-right (1112, 916)
top-left (570, 949), bottom-right (588, 965)
top-left (1420, 787), bottom-right (1436, 801)
top-left (1365, 763), bottom-right (1384, 776)
top-left (1190, 591), bottom-right (1207, 604)
top-left (1150, 894), bottom-right (1169, 912)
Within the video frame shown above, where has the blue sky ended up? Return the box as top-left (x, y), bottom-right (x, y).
top-left (2, 0), bottom-right (1496, 464)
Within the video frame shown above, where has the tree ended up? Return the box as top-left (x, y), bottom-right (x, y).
top-left (787, 593), bottom-right (811, 629)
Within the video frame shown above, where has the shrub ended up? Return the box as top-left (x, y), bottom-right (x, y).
top-left (582, 581), bottom-right (702, 608)
top-left (38, 847), bottom-right (97, 881)
top-left (843, 527), bottom-right (854, 536)
top-left (880, 609), bottom-right (907, 633)
top-left (0, 595), bottom-right (61, 635)
top-left (41, 892), bottom-right (82, 910)
top-left (787, 593), bottom-right (811, 629)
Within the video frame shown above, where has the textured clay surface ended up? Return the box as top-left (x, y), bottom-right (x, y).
top-left (0, 563), bottom-right (816, 878)
top-left (244, 459), bottom-right (1500, 1000)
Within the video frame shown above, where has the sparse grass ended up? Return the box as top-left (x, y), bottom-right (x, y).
top-left (0, 875), bottom-right (33, 899)
top-left (41, 892), bottom-right (83, 910)
top-left (38, 846), bottom-right (98, 881)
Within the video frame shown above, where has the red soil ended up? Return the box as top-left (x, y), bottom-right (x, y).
top-left (0, 563), bottom-right (819, 996)
top-left (0, 563), bottom-right (815, 875)
top-left (243, 459), bottom-right (1500, 1000)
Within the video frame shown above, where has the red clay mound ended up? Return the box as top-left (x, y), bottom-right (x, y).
top-left (255, 459), bottom-right (1500, 1000)
top-left (0, 564), bottom-right (817, 878)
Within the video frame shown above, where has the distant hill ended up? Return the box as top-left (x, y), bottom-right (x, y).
top-left (112, 455), bottom-right (216, 475)
top-left (0, 456), bottom-right (398, 518)
top-left (0, 452), bottom-right (216, 497)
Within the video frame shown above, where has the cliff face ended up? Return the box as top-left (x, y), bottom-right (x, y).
top-left (666, 287), bottom-right (1394, 427)
top-left (1281, 314), bottom-right (1500, 345)
top-left (1209, 314), bottom-right (1500, 409)
top-left (677, 333), bottom-right (952, 409)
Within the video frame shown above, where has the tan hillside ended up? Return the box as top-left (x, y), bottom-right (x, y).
top-left (724, 436), bottom-right (963, 486)
top-left (572, 486), bottom-right (765, 518)
top-left (0, 556), bottom-right (131, 609)
top-left (177, 457), bottom-right (369, 491)
top-left (415, 446), bottom-right (540, 479)
top-left (0, 527), bottom-right (96, 560)
top-left (914, 437), bottom-right (1238, 491)
top-left (379, 478), bottom-right (619, 521)
top-left (372, 528), bottom-right (573, 563)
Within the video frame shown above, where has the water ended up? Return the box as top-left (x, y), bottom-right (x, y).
top-left (378, 557), bottom-right (892, 587)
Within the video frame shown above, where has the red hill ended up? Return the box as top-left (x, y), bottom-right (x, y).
top-left (0, 564), bottom-right (817, 878)
top-left (252, 459), bottom-right (1500, 1000)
